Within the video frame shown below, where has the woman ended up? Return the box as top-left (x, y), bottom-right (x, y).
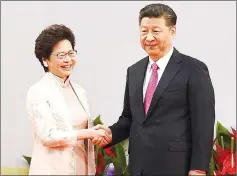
top-left (26, 24), bottom-right (108, 175)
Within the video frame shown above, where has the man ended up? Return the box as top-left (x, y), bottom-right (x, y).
top-left (93, 3), bottom-right (215, 176)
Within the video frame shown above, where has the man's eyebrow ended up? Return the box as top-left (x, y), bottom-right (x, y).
top-left (140, 25), bottom-right (163, 28)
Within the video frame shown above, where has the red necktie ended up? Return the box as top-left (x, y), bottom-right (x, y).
top-left (144, 63), bottom-right (159, 115)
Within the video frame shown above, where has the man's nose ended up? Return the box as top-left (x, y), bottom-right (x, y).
top-left (146, 32), bottom-right (154, 41)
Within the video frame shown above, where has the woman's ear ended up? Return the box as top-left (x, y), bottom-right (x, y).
top-left (42, 58), bottom-right (48, 67)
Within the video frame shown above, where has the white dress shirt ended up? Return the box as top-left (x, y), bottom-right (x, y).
top-left (143, 47), bottom-right (174, 101)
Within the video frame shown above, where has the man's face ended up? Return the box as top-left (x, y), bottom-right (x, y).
top-left (140, 16), bottom-right (176, 60)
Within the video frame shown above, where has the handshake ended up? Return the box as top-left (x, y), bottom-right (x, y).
top-left (89, 125), bottom-right (112, 147)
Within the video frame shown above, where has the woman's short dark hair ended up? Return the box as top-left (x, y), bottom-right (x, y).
top-left (34, 24), bottom-right (75, 72)
top-left (139, 3), bottom-right (177, 26)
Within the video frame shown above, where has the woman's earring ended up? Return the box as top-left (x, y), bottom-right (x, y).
top-left (43, 61), bottom-right (48, 67)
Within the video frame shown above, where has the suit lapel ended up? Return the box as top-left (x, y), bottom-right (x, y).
top-left (144, 49), bottom-right (182, 120)
top-left (134, 57), bottom-right (149, 119)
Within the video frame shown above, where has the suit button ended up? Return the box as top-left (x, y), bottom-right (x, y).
top-left (142, 124), bottom-right (146, 128)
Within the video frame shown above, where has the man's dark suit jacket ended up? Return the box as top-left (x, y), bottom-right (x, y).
top-left (108, 48), bottom-right (215, 175)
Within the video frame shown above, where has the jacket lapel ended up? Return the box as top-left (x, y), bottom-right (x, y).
top-left (144, 49), bottom-right (182, 121)
top-left (134, 57), bottom-right (149, 120)
top-left (44, 73), bottom-right (73, 125)
top-left (70, 82), bottom-right (91, 117)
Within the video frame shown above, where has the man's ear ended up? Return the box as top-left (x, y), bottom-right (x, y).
top-left (171, 25), bottom-right (176, 38)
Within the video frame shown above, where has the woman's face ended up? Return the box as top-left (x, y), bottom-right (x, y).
top-left (44, 39), bottom-right (77, 80)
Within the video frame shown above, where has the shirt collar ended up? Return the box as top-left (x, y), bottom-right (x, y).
top-left (148, 46), bottom-right (174, 71)
top-left (48, 72), bottom-right (70, 88)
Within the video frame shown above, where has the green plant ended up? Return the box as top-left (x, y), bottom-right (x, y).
top-left (93, 115), bottom-right (129, 175)
top-left (209, 121), bottom-right (236, 175)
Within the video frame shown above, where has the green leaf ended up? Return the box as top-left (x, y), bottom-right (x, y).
top-left (113, 158), bottom-right (124, 175)
top-left (123, 164), bottom-right (130, 176)
top-left (215, 121), bottom-right (232, 149)
top-left (209, 152), bottom-right (216, 175)
top-left (93, 115), bottom-right (103, 126)
top-left (114, 143), bottom-right (127, 170)
top-left (22, 155), bottom-right (31, 165)
top-left (216, 121), bottom-right (230, 138)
